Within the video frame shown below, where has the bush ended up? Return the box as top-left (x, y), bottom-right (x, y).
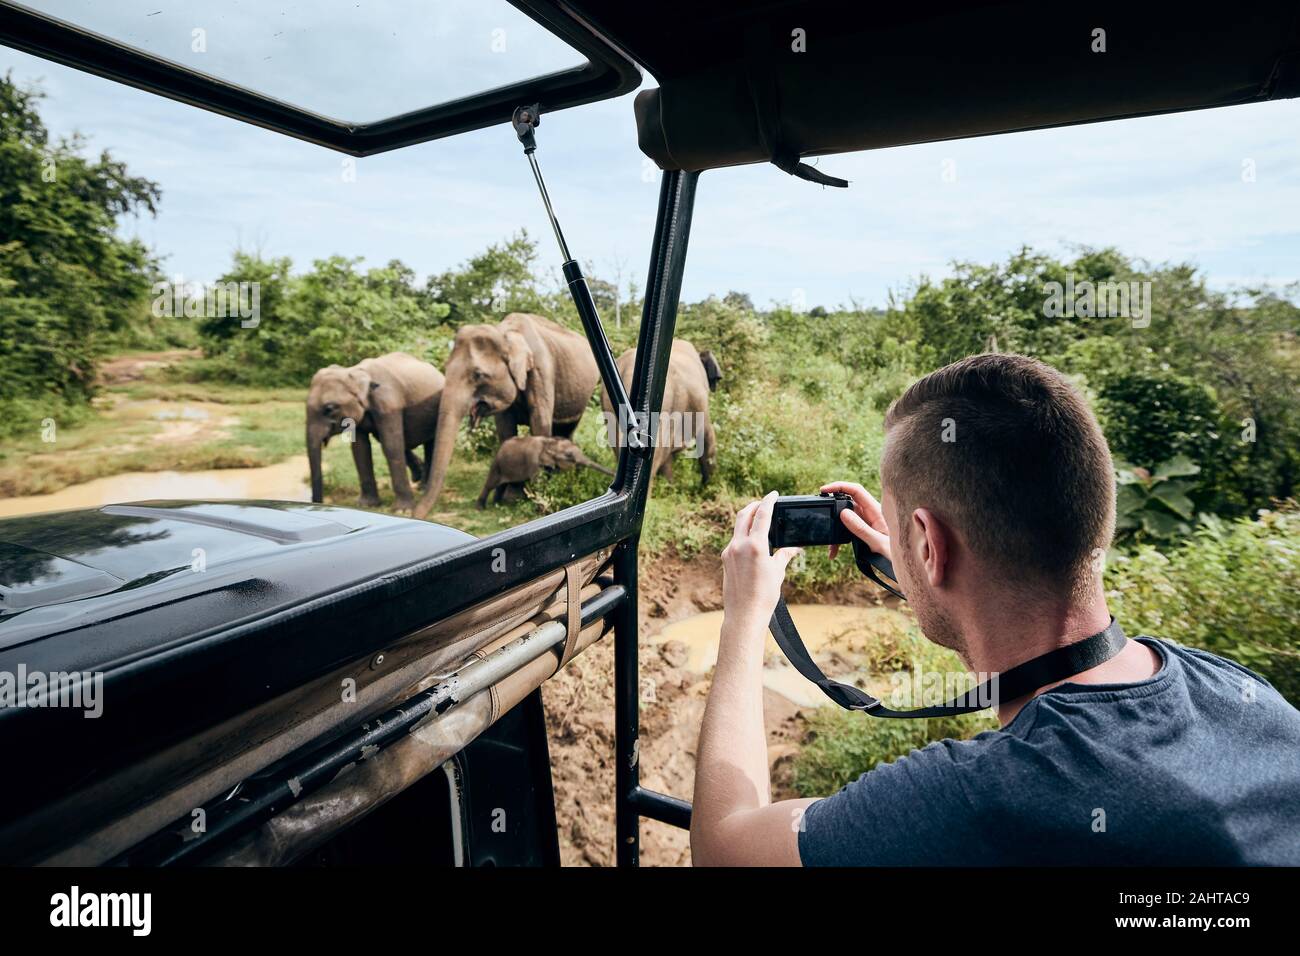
top-left (1106, 504), bottom-right (1300, 704)
top-left (0, 74), bottom-right (160, 438)
top-left (195, 254), bottom-right (450, 385)
top-left (1095, 366), bottom-right (1240, 514)
top-left (675, 294), bottom-right (768, 386)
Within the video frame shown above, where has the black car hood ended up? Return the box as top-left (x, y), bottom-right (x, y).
top-left (0, 500), bottom-right (473, 649)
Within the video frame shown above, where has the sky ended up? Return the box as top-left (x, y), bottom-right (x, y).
top-left (4, 0), bottom-right (1300, 310)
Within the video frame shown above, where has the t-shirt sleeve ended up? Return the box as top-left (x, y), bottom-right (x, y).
top-left (798, 737), bottom-right (999, 866)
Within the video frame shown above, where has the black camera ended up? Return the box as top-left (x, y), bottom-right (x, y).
top-left (768, 492), bottom-right (856, 549)
top-left (769, 491), bottom-right (905, 600)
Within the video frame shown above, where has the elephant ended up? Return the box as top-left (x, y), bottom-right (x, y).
top-left (601, 338), bottom-right (717, 485)
top-left (306, 352), bottom-right (444, 512)
top-left (412, 312), bottom-right (600, 519)
top-left (699, 349), bottom-right (724, 392)
top-left (476, 435), bottom-right (613, 508)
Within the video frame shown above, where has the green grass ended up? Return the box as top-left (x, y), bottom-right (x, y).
top-left (0, 374), bottom-right (307, 496)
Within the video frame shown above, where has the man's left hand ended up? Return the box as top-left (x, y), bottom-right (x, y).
top-left (721, 492), bottom-right (802, 631)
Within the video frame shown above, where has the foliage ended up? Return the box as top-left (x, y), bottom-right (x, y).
top-left (674, 294), bottom-right (769, 385)
top-left (194, 254), bottom-right (449, 385)
top-left (1114, 456), bottom-right (1202, 543)
top-left (0, 73), bottom-right (161, 437)
top-left (891, 246), bottom-right (1299, 523)
top-left (1105, 503), bottom-right (1300, 705)
top-left (425, 230), bottom-right (550, 326)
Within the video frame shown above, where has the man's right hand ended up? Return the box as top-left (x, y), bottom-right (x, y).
top-left (820, 481), bottom-right (892, 562)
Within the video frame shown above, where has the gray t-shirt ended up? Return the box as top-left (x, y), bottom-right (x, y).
top-left (798, 638), bottom-right (1300, 865)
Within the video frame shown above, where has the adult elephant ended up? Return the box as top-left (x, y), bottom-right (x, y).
top-left (412, 313), bottom-right (600, 519)
top-left (306, 352), bottom-right (444, 512)
top-left (601, 338), bottom-right (717, 485)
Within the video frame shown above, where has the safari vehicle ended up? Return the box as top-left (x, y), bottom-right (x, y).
top-left (1, 0), bottom-right (1297, 866)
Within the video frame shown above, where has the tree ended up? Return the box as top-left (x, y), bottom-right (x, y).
top-left (426, 230), bottom-right (543, 325)
top-left (196, 253), bottom-right (449, 384)
top-left (0, 72), bottom-right (160, 432)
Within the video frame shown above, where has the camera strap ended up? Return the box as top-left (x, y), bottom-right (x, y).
top-left (767, 601), bottom-right (1129, 717)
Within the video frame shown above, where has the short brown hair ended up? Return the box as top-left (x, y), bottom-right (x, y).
top-left (882, 354), bottom-right (1115, 598)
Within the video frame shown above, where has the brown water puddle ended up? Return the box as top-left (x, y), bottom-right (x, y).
top-left (652, 604), bottom-right (912, 707)
top-left (0, 457), bottom-right (311, 518)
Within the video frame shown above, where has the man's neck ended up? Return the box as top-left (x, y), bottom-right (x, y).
top-left (954, 585), bottom-right (1138, 725)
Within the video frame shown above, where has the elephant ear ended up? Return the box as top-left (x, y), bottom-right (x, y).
top-left (345, 367), bottom-right (373, 406)
top-left (503, 330), bottom-right (533, 393)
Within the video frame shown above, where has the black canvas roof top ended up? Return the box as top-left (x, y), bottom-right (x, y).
top-left (4, 1), bottom-right (1296, 162)
top-left (615, 0), bottom-right (1300, 175)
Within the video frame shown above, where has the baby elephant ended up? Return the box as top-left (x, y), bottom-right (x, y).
top-left (477, 436), bottom-right (613, 508)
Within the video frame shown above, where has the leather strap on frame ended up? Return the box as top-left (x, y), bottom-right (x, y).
top-left (558, 563), bottom-right (584, 667)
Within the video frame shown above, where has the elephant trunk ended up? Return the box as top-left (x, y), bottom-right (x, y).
top-left (307, 418), bottom-right (329, 503)
top-left (413, 389), bottom-right (471, 519)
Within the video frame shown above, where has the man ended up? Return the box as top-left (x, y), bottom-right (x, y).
top-left (691, 353), bottom-right (1300, 866)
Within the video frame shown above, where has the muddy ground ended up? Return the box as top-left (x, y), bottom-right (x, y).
top-left (541, 551), bottom-right (893, 866)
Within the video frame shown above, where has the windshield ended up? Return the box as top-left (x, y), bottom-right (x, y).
top-left (10, 0), bottom-right (588, 123)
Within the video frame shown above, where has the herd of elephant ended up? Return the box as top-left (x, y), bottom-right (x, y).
top-left (305, 312), bottom-right (722, 519)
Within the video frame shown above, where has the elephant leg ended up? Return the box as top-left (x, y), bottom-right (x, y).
top-left (477, 464), bottom-right (501, 509)
top-left (420, 440), bottom-right (434, 490)
top-left (659, 449), bottom-right (674, 481)
top-left (494, 411), bottom-right (519, 445)
top-left (375, 416), bottom-right (416, 511)
top-left (351, 434), bottom-right (381, 507)
top-left (405, 448), bottom-right (423, 483)
top-left (525, 378), bottom-right (556, 437)
top-left (700, 418), bottom-right (717, 485)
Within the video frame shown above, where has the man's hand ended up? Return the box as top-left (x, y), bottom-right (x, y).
top-left (721, 492), bottom-right (801, 630)
top-left (820, 480), bottom-right (892, 562)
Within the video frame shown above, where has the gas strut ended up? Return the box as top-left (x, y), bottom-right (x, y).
top-left (511, 104), bottom-right (643, 456)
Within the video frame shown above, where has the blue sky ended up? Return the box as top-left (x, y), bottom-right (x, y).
top-left (4, 27), bottom-right (1300, 311)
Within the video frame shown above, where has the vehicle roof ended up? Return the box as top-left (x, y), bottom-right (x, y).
top-left (619, 0), bottom-right (1300, 173)
top-left (4, 1), bottom-right (1296, 163)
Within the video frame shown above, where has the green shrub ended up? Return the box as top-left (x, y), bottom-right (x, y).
top-left (675, 294), bottom-right (768, 385)
top-left (1095, 366), bottom-right (1239, 513)
top-left (1106, 504), bottom-right (1300, 704)
top-left (196, 254), bottom-right (449, 385)
top-left (1114, 456), bottom-right (1202, 543)
top-left (0, 74), bottom-right (161, 437)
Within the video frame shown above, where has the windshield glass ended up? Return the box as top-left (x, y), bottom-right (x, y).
top-left (12, 0), bottom-right (588, 123)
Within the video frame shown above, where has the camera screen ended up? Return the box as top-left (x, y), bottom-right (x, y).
top-left (778, 506), bottom-right (835, 546)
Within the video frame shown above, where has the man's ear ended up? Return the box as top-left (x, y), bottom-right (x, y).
top-left (503, 330), bottom-right (533, 392)
top-left (911, 507), bottom-right (949, 588)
